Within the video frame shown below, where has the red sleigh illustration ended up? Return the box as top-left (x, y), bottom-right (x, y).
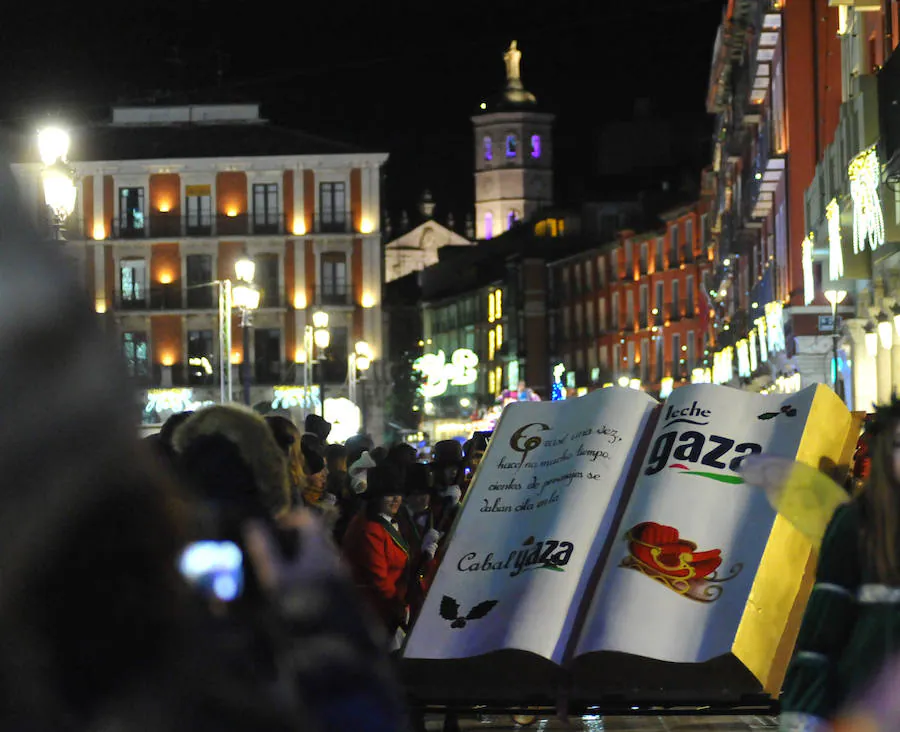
top-left (619, 521), bottom-right (743, 603)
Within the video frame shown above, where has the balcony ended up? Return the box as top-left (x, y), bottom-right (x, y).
top-left (60, 210), bottom-right (366, 241)
top-left (313, 286), bottom-right (353, 307)
top-left (116, 285), bottom-right (287, 312)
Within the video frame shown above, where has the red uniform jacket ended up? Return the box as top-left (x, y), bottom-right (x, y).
top-left (342, 512), bottom-right (410, 630)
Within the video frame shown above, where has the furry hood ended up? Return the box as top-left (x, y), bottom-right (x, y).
top-left (173, 405), bottom-right (290, 516)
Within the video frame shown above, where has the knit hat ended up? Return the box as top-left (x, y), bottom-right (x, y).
top-left (173, 405), bottom-right (291, 517)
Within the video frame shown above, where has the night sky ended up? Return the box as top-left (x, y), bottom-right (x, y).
top-left (0, 0), bottom-right (723, 221)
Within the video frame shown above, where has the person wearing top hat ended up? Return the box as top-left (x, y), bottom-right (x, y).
top-left (396, 464), bottom-right (441, 623)
top-left (304, 414), bottom-right (332, 446)
top-left (342, 464), bottom-right (410, 637)
top-left (430, 440), bottom-right (465, 533)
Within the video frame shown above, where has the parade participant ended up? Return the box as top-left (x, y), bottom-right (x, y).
top-left (498, 379), bottom-right (541, 406)
top-left (342, 465), bottom-right (410, 638)
top-left (462, 433), bottom-right (489, 491)
top-left (780, 398), bottom-right (900, 731)
top-left (429, 440), bottom-right (465, 534)
top-left (333, 450), bottom-right (376, 544)
top-left (396, 463), bottom-right (441, 623)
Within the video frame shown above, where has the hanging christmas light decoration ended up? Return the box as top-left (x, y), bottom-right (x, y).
top-left (848, 145), bottom-right (885, 253)
top-left (801, 235), bottom-right (815, 306)
top-left (825, 198), bottom-right (843, 280)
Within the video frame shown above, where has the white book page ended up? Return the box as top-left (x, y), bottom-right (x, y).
top-left (574, 384), bottom-right (820, 663)
top-left (404, 387), bottom-right (657, 665)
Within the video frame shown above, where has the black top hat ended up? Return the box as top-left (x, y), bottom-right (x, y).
top-left (304, 414), bottom-right (332, 442)
top-left (364, 464), bottom-right (404, 500)
top-left (432, 440), bottom-right (464, 466)
top-left (403, 463), bottom-right (432, 496)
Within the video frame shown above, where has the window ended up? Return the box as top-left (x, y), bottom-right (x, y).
top-left (186, 254), bottom-right (213, 308)
top-left (597, 256), bottom-right (606, 289)
top-left (485, 212), bottom-right (494, 240)
top-left (655, 334), bottom-right (664, 381)
top-left (655, 282), bottom-right (664, 326)
top-left (598, 298), bottom-right (607, 331)
top-left (670, 225), bottom-right (679, 265)
top-left (687, 330), bottom-right (696, 370)
top-left (505, 134), bottom-right (518, 158)
top-left (563, 308), bottom-right (571, 339)
top-left (586, 300), bottom-right (595, 337)
top-left (771, 60), bottom-right (786, 154)
top-left (684, 219), bottom-right (694, 259)
top-left (625, 241), bottom-right (633, 276)
top-left (611, 292), bottom-right (620, 330)
top-left (686, 275), bottom-right (695, 316)
top-left (627, 341), bottom-right (636, 374)
top-left (120, 258), bottom-right (147, 308)
top-left (489, 329), bottom-right (496, 361)
top-left (483, 136), bottom-right (493, 162)
top-left (253, 183), bottom-right (280, 232)
top-left (626, 290), bottom-right (634, 330)
top-left (118, 187), bottom-right (145, 237)
top-left (699, 213), bottom-right (708, 250)
top-left (530, 134), bottom-right (541, 158)
top-left (256, 253), bottom-right (280, 307)
top-left (640, 242), bottom-right (649, 274)
top-left (671, 280), bottom-right (681, 319)
top-left (122, 331), bottom-right (149, 379)
top-left (599, 345), bottom-right (609, 369)
top-left (319, 182), bottom-right (347, 232)
top-left (656, 236), bottom-right (665, 271)
top-left (640, 285), bottom-right (649, 329)
top-left (185, 186), bottom-right (212, 234)
top-left (254, 328), bottom-right (282, 384)
top-left (507, 209), bottom-right (520, 230)
top-left (613, 344), bottom-right (622, 376)
top-left (187, 330), bottom-right (215, 385)
top-left (573, 263), bottom-right (582, 295)
top-left (672, 333), bottom-right (682, 376)
top-left (574, 306), bottom-right (583, 339)
top-left (582, 260), bottom-right (593, 293)
top-left (321, 252), bottom-right (348, 304)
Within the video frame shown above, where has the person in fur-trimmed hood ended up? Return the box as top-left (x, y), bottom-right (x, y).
top-left (173, 404), bottom-right (292, 521)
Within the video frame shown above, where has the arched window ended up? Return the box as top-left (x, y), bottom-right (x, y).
top-left (485, 212), bottom-right (494, 240)
top-left (506, 210), bottom-right (520, 230)
top-left (530, 134), bottom-right (541, 158)
top-left (483, 136), bottom-right (493, 162)
top-left (505, 134), bottom-right (518, 158)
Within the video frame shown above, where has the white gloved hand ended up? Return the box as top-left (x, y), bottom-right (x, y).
top-left (442, 484), bottom-right (462, 506)
top-left (421, 528), bottom-right (441, 557)
top-left (320, 492), bottom-right (338, 506)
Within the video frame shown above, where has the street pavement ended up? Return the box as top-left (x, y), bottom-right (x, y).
top-left (422, 715), bottom-right (779, 730)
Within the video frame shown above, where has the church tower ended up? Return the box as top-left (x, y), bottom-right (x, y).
top-left (472, 41), bottom-right (554, 240)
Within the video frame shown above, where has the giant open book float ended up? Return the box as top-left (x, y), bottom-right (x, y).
top-left (399, 384), bottom-right (861, 710)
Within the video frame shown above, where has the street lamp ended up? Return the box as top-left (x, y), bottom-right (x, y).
top-left (304, 311), bottom-right (330, 416)
top-left (349, 340), bottom-right (372, 427)
top-left (233, 256), bottom-right (260, 406)
top-left (824, 289), bottom-right (847, 398)
top-left (38, 127), bottom-right (77, 239)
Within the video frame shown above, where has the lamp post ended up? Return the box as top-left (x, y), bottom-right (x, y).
top-left (349, 340), bottom-right (372, 429)
top-left (304, 311), bottom-right (330, 416)
top-left (38, 127), bottom-right (77, 240)
top-left (233, 256), bottom-right (260, 406)
top-left (824, 289), bottom-right (847, 398)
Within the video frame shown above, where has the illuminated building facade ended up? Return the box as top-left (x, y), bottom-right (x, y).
top-left (704, 0), bottom-right (842, 395)
top-left (548, 202), bottom-right (714, 397)
top-left (12, 103), bottom-right (389, 432)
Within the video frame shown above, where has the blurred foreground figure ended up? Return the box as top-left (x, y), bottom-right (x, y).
top-left (780, 399), bottom-right (900, 731)
top-left (0, 145), bottom-right (406, 731)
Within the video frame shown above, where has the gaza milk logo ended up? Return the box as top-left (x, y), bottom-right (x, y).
top-left (457, 535), bottom-right (575, 578)
top-left (643, 400), bottom-right (766, 485)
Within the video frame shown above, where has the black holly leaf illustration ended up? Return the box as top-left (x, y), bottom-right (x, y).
top-left (451, 618), bottom-right (467, 629)
top-left (757, 412), bottom-right (779, 420)
top-left (466, 600), bottom-right (499, 620)
top-left (440, 595), bottom-right (460, 621)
